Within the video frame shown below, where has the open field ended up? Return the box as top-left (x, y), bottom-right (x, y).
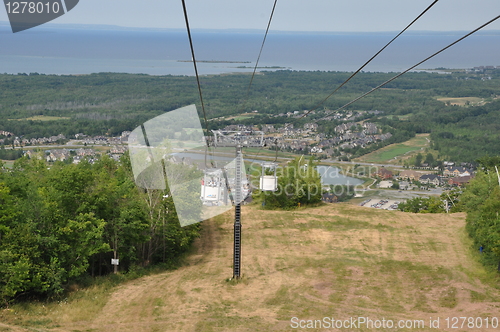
top-left (223, 113), bottom-right (258, 121)
top-left (436, 97), bottom-right (485, 107)
top-left (2, 203), bottom-right (499, 331)
top-left (353, 134), bottom-right (430, 164)
top-left (8, 115), bottom-right (70, 121)
top-left (396, 113), bottom-right (413, 121)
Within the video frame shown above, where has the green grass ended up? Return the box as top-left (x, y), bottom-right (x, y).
top-left (354, 134), bottom-right (430, 164)
top-left (0, 265), bottom-right (185, 330)
top-left (397, 113), bottom-right (414, 121)
top-left (232, 115), bottom-right (252, 120)
top-left (8, 115), bottom-right (70, 121)
top-left (368, 145), bottom-right (419, 162)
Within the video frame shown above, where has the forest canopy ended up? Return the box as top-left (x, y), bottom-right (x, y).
top-left (1, 69), bottom-right (500, 162)
top-left (0, 154), bottom-right (200, 304)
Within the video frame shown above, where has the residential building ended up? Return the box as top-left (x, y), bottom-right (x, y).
top-left (46, 149), bottom-right (70, 162)
top-left (448, 175), bottom-right (473, 186)
top-left (399, 170), bottom-right (423, 181)
top-left (374, 167), bottom-right (393, 179)
top-left (443, 166), bottom-right (472, 178)
top-left (419, 174), bottom-right (442, 186)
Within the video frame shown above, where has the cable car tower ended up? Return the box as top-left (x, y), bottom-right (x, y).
top-left (212, 130), bottom-right (264, 279)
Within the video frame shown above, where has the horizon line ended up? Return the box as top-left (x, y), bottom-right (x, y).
top-left (1, 21), bottom-right (500, 35)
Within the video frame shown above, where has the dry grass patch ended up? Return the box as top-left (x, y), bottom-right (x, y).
top-left (436, 97), bottom-right (485, 107)
top-left (4, 203), bottom-right (500, 331)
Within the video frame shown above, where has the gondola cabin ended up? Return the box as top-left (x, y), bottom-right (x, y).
top-left (201, 168), bottom-right (228, 206)
top-left (260, 162), bottom-right (278, 192)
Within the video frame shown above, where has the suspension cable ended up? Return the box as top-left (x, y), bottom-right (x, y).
top-left (300, 0), bottom-right (439, 119)
top-left (239, 0), bottom-right (279, 114)
top-left (181, 0), bottom-right (210, 143)
top-left (326, 14), bottom-right (500, 115)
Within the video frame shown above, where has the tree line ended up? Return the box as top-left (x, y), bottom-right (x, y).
top-left (0, 154), bottom-right (201, 304)
top-left (252, 157), bottom-right (322, 209)
top-left (398, 156), bottom-right (500, 272)
top-left (1, 69), bottom-right (500, 162)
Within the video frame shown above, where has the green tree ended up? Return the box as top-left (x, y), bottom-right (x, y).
top-left (398, 196), bottom-right (444, 213)
top-left (256, 156), bottom-right (322, 209)
top-left (0, 155), bottom-right (201, 303)
top-left (424, 153), bottom-right (435, 167)
top-left (415, 153), bottom-right (423, 167)
top-left (459, 170), bottom-right (500, 270)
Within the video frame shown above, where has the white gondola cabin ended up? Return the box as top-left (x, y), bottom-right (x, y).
top-left (201, 168), bottom-right (229, 206)
top-left (260, 162), bottom-right (278, 191)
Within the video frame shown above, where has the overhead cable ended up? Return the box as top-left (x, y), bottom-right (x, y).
top-left (326, 14), bottom-right (500, 115)
top-left (240, 0), bottom-right (279, 114)
top-left (181, 0), bottom-right (209, 144)
top-left (300, 0), bottom-right (439, 119)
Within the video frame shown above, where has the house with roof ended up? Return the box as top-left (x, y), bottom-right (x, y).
top-left (76, 148), bottom-right (96, 157)
top-left (362, 122), bottom-right (378, 134)
top-left (443, 166), bottom-right (472, 178)
top-left (374, 167), bottom-right (393, 179)
top-left (448, 175), bottom-right (473, 186)
top-left (262, 124), bottom-right (276, 133)
top-left (25, 150), bottom-right (43, 160)
top-left (304, 123), bottom-right (318, 132)
top-left (399, 170), bottom-right (423, 181)
top-left (110, 146), bottom-right (127, 154)
top-left (46, 149), bottom-right (70, 162)
top-left (419, 174), bottom-right (442, 186)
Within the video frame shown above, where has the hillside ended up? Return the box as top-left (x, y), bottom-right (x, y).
top-left (2, 204), bottom-right (500, 331)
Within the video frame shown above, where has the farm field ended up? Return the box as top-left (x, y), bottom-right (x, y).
top-left (353, 134), bottom-right (430, 164)
top-left (436, 97), bottom-right (485, 107)
top-left (2, 203), bottom-right (499, 332)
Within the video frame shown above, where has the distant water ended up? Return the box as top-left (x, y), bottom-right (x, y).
top-left (1, 25), bottom-right (499, 75)
top-left (316, 165), bottom-right (364, 186)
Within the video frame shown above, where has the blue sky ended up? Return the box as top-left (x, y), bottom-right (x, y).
top-left (1, 0), bottom-right (500, 32)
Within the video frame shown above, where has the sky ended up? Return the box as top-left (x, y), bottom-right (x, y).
top-left (1, 0), bottom-right (500, 32)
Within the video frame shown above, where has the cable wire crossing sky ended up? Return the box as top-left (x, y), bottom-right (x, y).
top-left (1, 0), bottom-right (500, 32)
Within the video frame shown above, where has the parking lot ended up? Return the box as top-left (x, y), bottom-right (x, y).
top-left (359, 198), bottom-right (400, 210)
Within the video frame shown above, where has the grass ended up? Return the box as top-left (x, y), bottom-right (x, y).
top-left (0, 281), bottom-right (112, 329)
top-left (223, 113), bottom-right (257, 121)
top-left (353, 134), bottom-right (430, 164)
top-left (397, 113), bottom-right (414, 121)
top-left (366, 145), bottom-right (418, 162)
top-left (2, 204), bottom-right (500, 332)
top-left (8, 115), bottom-right (70, 121)
top-left (436, 96), bottom-right (485, 107)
